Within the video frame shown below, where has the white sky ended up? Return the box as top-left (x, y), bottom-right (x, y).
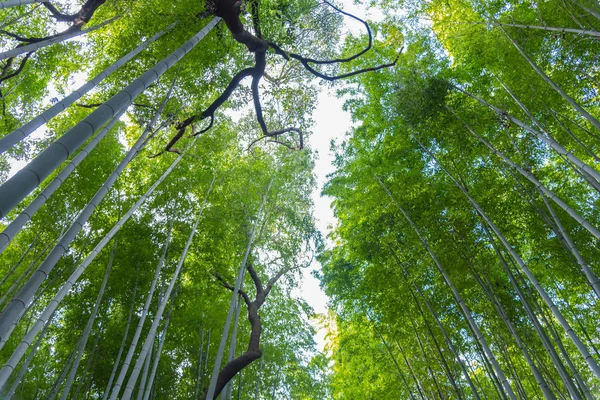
top-left (296, 88), bottom-right (351, 350)
top-left (294, 0), bottom-right (380, 351)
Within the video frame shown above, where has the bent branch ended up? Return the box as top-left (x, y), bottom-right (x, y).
top-left (160, 0), bottom-right (398, 154)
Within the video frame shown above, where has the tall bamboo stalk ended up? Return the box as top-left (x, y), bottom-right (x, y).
top-left (498, 25), bottom-right (600, 132)
top-left (120, 176), bottom-right (215, 400)
top-left (373, 327), bottom-right (417, 400)
top-left (224, 293), bottom-right (244, 400)
top-left (540, 191), bottom-right (600, 298)
top-left (0, 234), bottom-right (38, 284)
top-left (472, 266), bottom-right (557, 399)
top-left (394, 337), bottom-right (427, 400)
top-left (495, 22), bottom-right (600, 37)
top-left (390, 250), bottom-right (479, 399)
top-left (0, 0), bottom-right (48, 9)
top-left (72, 330), bottom-right (101, 400)
top-left (136, 340), bottom-right (153, 400)
top-left (0, 77), bottom-right (176, 345)
top-left (480, 224), bottom-right (588, 399)
top-left (0, 24), bottom-right (175, 154)
top-left (418, 142), bottom-right (600, 380)
top-left (0, 136), bottom-right (199, 389)
top-left (205, 172), bottom-right (277, 399)
top-left (193, 328), bottom-right (206, 399)
top-left (450, 109), bottom-right (600, 291)
top-left (0, 240), bottom-right (51, 308)
top-left (376, 175), bottom-right (517, 400)
top-left (455, 87), bottom-right (600, 185)
top-left (0, 17), bottom-right (219, 219)
top-left (408, 315), bottom-right (446, 398)
top-left (102, 285), bottom-right (138, 400)
top-left (0, 109), bottom-right (127, 254)
top-left (107, 227), bottom-right (172, 400)
top-left (0, 4), bottom-right (41, 29)
top-left (142, 300), bottom-right (174, 400)
top-left (2, 309), bottom-right (56, 399)
top-left (58, 238), bottom-right (118, 400)
top-left (0, 17), bottom-right (117, 61)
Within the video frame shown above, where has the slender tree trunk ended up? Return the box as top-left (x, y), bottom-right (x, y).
top-left (0, 239), bottom-right (51, 309)
top-left (455, 86), bottom-right (600, 185)
top-left (102, 285), bottom-right (138, 400)
top-left (3, 309), bottom-right (56, 399)
top-left (495, 332), bottom-right (530, 400)
top-left (120, 178), bottom-right (215, 400)
top-left (0, 23), bottom-right (175, 154)
top-left (59, 238), bottom-right (118, 400)
top-left (392, 251), bottom-right (480, 400)
top-left (572, 317), bottom-right (600, 360)
top-left (0, 234), bottom-right (38, 285)
top-left (0, 16), bottom-right (117, 61)
top-left (375, 175), bottom-right (517, 399)
top-left (46, 347), bottom-right (77, 400)
top-left (394, 338), bottom-right (427, 400)
top-left (0, 76), bottom-right (176, 346)
top-left (539, 191), bottom-right (600, 298)
top-left (496, 77), bottom-right (600, 193)
top-left (530, 285), bottom-right (590, 399)
top-left (0, 110), bottom-right (125, 254)
top-left (417, 143), bottom-right (600, 380)
top-left (72, 329), bottom-right (101, 400)
top-left (136, 338), bottom-right (153, 400)
top-left (471, 266), bottom-right (557, 399)
top-left (0, 136), bottom-right (197, 388)
top-left (224, 294), bottom-right (244, 400)
top-left (0, 4), bottom-right (41, 29)
top-left (551, 109), bottom-right (600, 143)
top-left (142, 299), bottom-right (174, 400)
top-left (205, 172), bottom-right (276, 399)
top-left (373, 327), bottom-right (417, 400)
top-left (450, 107), bottom-right (600, 242)
top-left (193, 328), bottom-right (206, 399)
top-left (236, 371), bottom-right (242, 400)
top-left (0, 17), bottom-right (220, 219)
top-left (547, 109), bottom-right (600, 163)
top-left (0, 0), bottom-right (48, 9)
top-left (401, 270), bottom-right (463, 399)
top-left (498, 25), bottom-right (600, 132)
top-left (481, 224), bottom-right (587, 399)
top-left (108, 227), bottom-right (172, 400)
top-left (203, 330), bottom-right (211, 390)
top-left (495, 22), bottom-right (600, 37)
top-left (408, 317), bottom-right (445, 399)
top-left (571, 0), bottom-right (600, 21)
top-left (254, 356), bottom-right (263, 399)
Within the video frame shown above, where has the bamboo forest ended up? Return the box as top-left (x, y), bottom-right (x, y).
top-left (0, 0), bottom-right (599, 398)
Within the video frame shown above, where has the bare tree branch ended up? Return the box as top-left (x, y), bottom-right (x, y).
top-left (159, 0), bottom-right (397, 155)
top-left (213, 273), bottom-right (252, 306)
top-left (42, 2), bottom-right (77, 22)
top-left (0, 51), bottom-right (33, 87)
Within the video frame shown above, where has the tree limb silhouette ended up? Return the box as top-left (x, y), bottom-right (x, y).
top-left (0, 0), bottom-right (106, 84)
top-left (159, 0), bottom-right (399, 155)
top-left (204, 262), bottom-right (296, 399)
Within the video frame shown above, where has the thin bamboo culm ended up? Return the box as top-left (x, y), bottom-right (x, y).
top-left (0, 23), bottom-right (175, 154)
top-left (0, 77), bottom-right (177, 346)
top-left (0, 17), bottom-right (220, 220)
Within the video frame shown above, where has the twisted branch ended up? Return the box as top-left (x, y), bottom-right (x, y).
top-left (160, 0), bottom-right (398, 155)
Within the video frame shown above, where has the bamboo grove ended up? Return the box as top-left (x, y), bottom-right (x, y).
top-left (320, 0), bottom-right (600, 398)
top-left (1, 0), bottom-right (600, 399)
